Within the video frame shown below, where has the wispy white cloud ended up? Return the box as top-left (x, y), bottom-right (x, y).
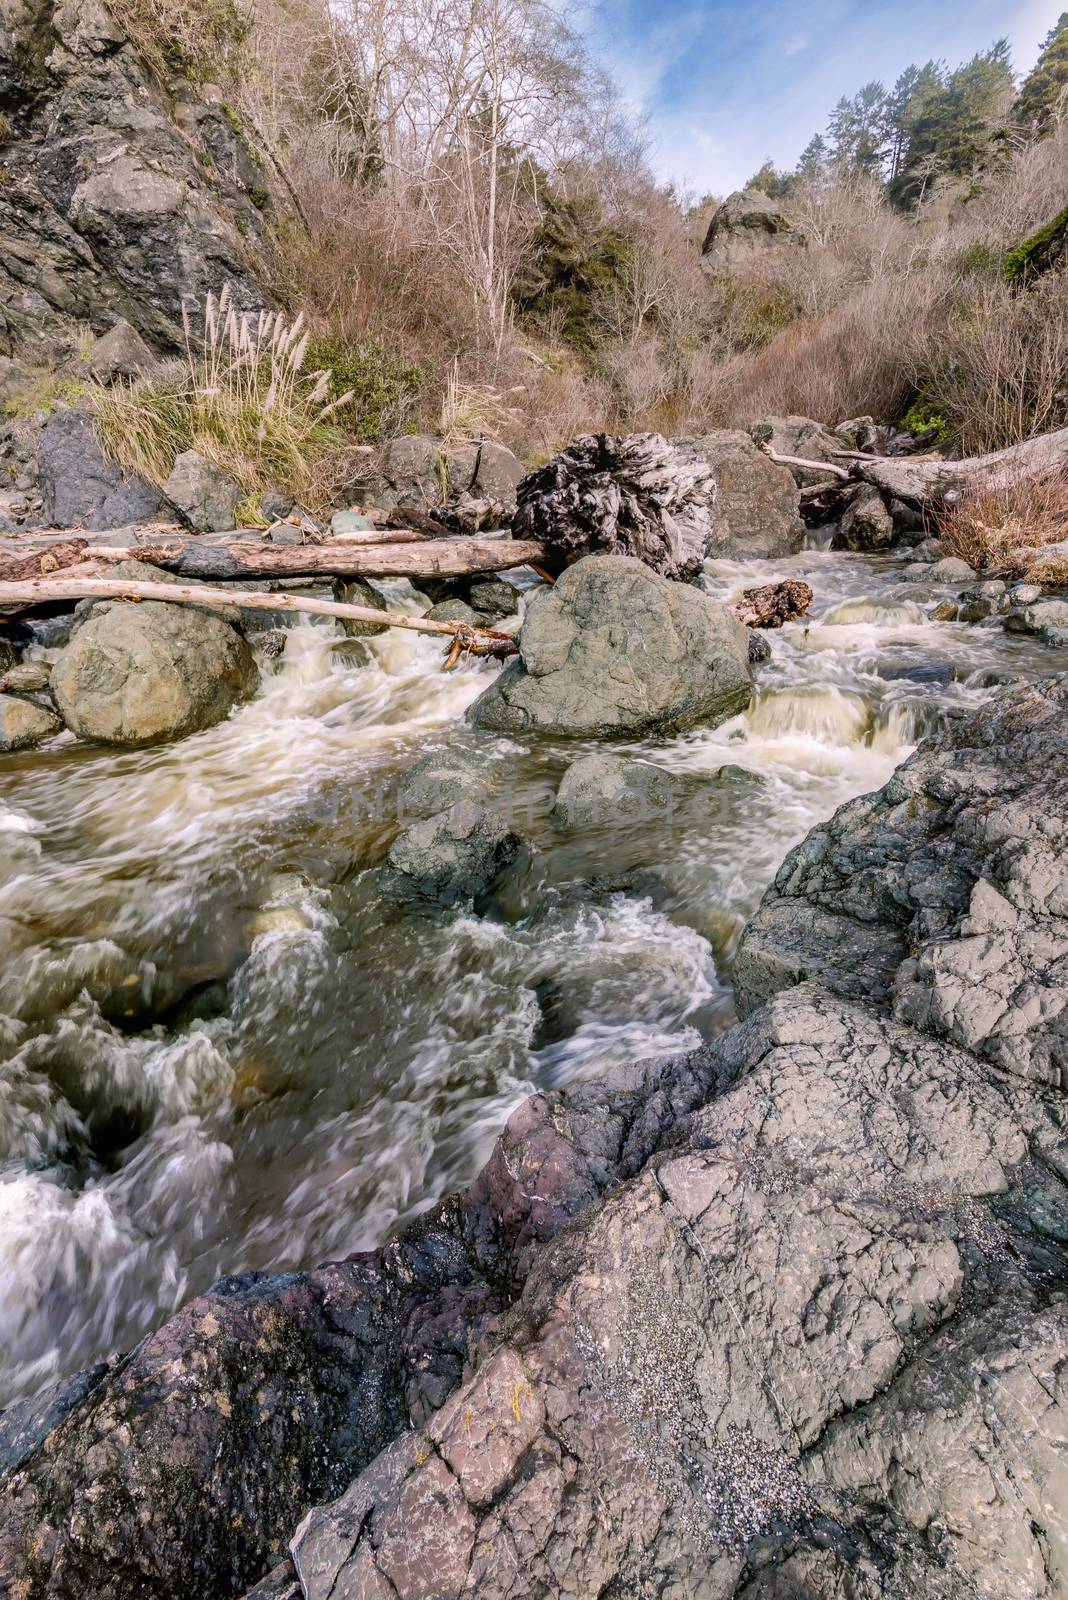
top-left (583, 0), bottom-right (1066, 194)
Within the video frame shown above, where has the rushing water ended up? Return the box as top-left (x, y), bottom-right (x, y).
top-left (0, 542), bottom-right (1057, 1405)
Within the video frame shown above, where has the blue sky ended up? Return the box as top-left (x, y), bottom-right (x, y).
top-left (581, 0), bottom-right (1065, 195)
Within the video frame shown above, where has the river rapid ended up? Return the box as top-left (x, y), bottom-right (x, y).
top-left (0, 540), bottom-right (1056, 1406)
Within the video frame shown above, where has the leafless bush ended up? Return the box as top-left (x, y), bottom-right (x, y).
top-left (939, 473), bottom-right (1068, 573)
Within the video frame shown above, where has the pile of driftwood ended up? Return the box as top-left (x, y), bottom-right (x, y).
top-left (0, 525), bottom-right (548, 667)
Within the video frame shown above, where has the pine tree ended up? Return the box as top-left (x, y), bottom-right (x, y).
top-left (1014, 12), bottom-right (1068, 135)
top-left (796, 133), bottom-right (828, 178)
top-left (827, 83), bottom-right (890, 174)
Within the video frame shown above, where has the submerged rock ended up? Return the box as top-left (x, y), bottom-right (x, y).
top-left (52, 599), bottom-right (257, 745)
top-left (553, 752), bottom-right (689, 829)
top-left (468, 555), bottom-right (751, 738)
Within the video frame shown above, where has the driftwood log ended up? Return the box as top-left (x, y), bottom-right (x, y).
top-left (762, 426), bottom-right (1068, 512)
top-left (849, 426), bottom-right (1068, 507)
top-left (512, 433), bottom-right (716, 583)
top-left (0, 535), bottom-right (546, 584)
top-left (0, 576), bottom-right (519, 666)
top-left (733, 579), bottom-right (813, 628)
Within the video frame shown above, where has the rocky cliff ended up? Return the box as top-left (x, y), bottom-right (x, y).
top-left (0, 678), bottom-right (1065, 1598)
top-left (0, 0), bottom-right (269, 354)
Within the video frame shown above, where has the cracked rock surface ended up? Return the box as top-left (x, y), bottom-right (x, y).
top-left (1, 682), bottom-right (1065, 1599)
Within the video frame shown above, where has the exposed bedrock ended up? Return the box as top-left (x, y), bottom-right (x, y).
top-left (1, 682), bottom-right (1065, 1600)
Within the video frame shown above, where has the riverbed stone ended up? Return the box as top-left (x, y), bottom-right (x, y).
top-left (52, 600), bottom-right (258, 746)
top-left (334, 577), bottom-right (389, 637)
top-left (692, 430), bottom-right (806, 558)
top-left (388, 806), bottom-right (522, 901)
top-left (425, 598), bottom-right (479, 626)
top-left (831, 483), bottom-right (894, 551)
top-left (468, 555), bottom-right (751, 738)
top-left (553, 752), bottom-right (689, 829)
top-left (0, 693), bottom-right (62, 750)
top-left (1004, 598), bottom-right (1068, 644)
top-left (164, 449), bottom-right (242, 532)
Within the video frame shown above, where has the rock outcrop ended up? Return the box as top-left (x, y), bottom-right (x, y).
top-left (52, 589), bottom-right (258, 745)
top-left (512, 433), bottom-right (718, 582)
top-left (690, 431), bottom-right (806, 558)
top-left (747, 415), bottom-right (847, 487)
top-left (0, 0), bottom-right (268, 353)
top-left (38, 408), bottom-right (164, 530)
top-left (701, 188), bottom-right (805, 273)
top-left (2, 683), bottom-right (1065, 1600)
top-left (468, 555), bottom-right (752, 738)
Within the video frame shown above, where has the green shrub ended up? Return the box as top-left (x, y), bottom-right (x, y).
top-left (304, 334), bottom-right (420, 442)
top-left (2, 371), bottom-right (86, 419)
top-left (899, 398), bottom-right (952, 442)
top-left (1003, 207), bottom-right (1068, 284)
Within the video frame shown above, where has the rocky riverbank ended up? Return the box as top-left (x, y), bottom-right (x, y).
top-left (1, 675), bottom-right (1064, 1600)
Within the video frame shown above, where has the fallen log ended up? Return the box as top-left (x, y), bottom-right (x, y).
top-left (850, 426), bottom-right (1068, 508)
top-left (0, 535), bottom-right (546, 581)
top-left (761, 446), bottom-right (850, 482)
top-left (0, 576), bottom-right (519, 666)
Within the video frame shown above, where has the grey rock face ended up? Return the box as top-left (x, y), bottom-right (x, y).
top-left (395, 745), bottom-right (499, 820)
top-left (388, 805), bottom-right (522, 901)
top-left (38, 409), bottom-right (164, 530)
top-left (747, 415), bottom-right (846, 487)
top-left (468, 555), bottom-right (752, 738)
top-left (0, 0), bottom-right (268, 353)
top-left (1005, 598), bottom-right (1068, 644)
top-left (85, 319), bottom-right (158, 383)
top-left (285, 980), bottom-right (1067, 1600)
top-left (370, 436), bottom-right (524, 516)
top-left (52, 599), bottom-right (257, 745)
top-left (690, 430), bottom-right (806, 558)
top-left (736, 678), bottom-right (1068, 1088)
top-left (701, 188), bottom-right (805, 273)
top-left (832, 483), bottom-right (895, 551)
top-left (0, 693), bottom-right (61, 750)
top-left (513, 433), bottom-right (718, 582)
top-left (905, 556), bottom-right (977, 583)
top-left (466, 578), bottom-right (520, 622)
top-left (164, 449), bottom-right (242, 532)
top-left (425, 598), bottom-right (480, 626)
top-left (333, 577), bottom-right (388, 638)
top-left (553, 752), bottom-right (689, 829)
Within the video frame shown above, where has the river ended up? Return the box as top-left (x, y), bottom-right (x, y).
top-left (0, 538), bottom-right (1055, 1406)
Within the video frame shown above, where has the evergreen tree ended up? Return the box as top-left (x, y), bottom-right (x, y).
top-left (744, 159), bottom-right (794, 198)
top-left (827, 82), bottom-right (890, 174)
top-left (891, 41), bottom-right (1013, 203)
top-left (796, 133), bottom-right (829, 178)
top-left (1014, 12), bottom-right (1068, 135)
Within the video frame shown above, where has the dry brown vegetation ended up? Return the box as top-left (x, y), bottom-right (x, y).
top-left (938, 473), bottom-right (1068, 576)
top-left (114, 0), bottom-right (1068, 464)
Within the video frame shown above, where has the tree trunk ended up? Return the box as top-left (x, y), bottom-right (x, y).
top-left (0, 575), bottom-right (518, 660)
top-left (850, 426), bottom-right (1068, 508)
top-left (0, 536), bottom-right (546, 582)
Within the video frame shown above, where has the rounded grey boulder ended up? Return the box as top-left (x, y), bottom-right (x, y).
top-left (553, 753), bottom-right (689, 829)
top-left (388, 805), bottom-right (521, 901)
top-left (468, 555), bottom-right (751, 738)
top-left (0, 693), bottom-right (62, 751)
top-left (52, 601), bottom-right (258, 746)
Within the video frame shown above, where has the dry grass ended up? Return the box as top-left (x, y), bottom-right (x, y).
top-left (89, 287), bottom-right (357, 509)
top-left (938, 474), bottom-right (1068, 576)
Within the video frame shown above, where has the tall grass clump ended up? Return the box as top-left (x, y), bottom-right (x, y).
top-left (90, 287), bottom-right (356, 508)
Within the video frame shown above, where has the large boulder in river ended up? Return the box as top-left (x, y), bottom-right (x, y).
top-left (468, 555), bottom-right (751, 738)
top-left (0, 693), bottom-right (62, 750)
top-left (512, 433), bottom-right (716, 582)
top-left (388, 804), bottom-right (522, 901)
top-left (688, 430), bottom-right (805, 558)
top-left (701, 187), bottom-right (805, 273)
top-left (832, 483), bottom-right (895, 551)
top-left (52, 600), bottom-right (257, 746)
top-left (163, 449), bottom-right (242, 532)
